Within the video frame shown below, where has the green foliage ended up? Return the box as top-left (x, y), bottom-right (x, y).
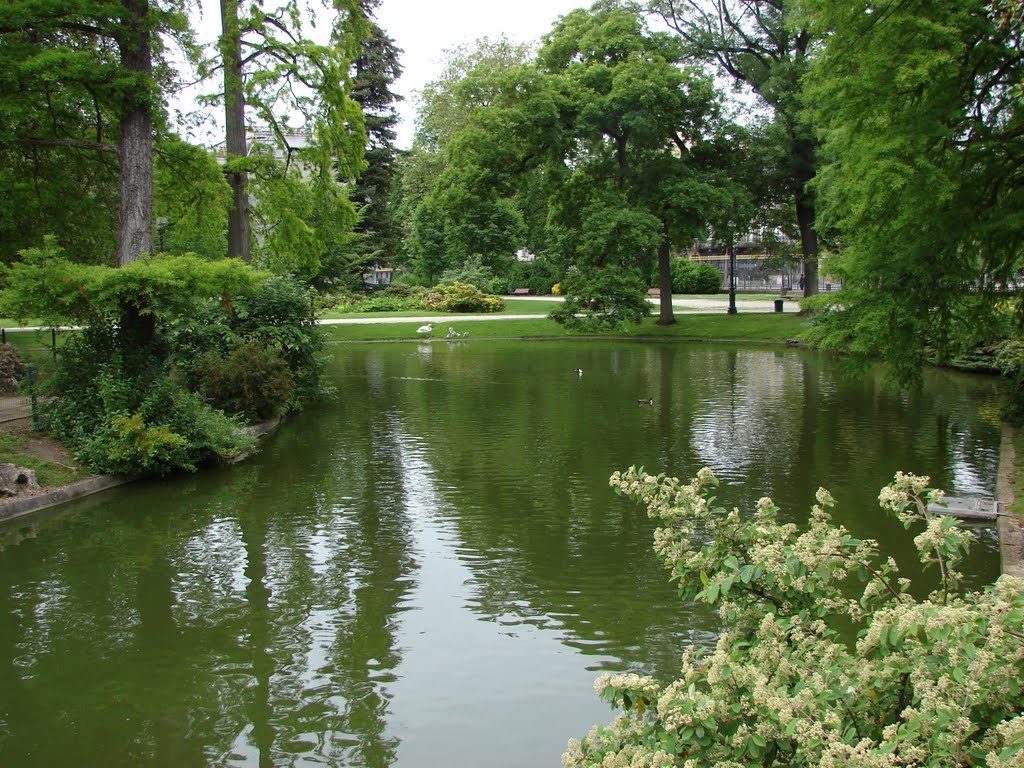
top-left (45, 327), bottom-right (254, 475)
top-left (995, 340), bottom-right (1024, 426)
top-left (420, 282), bottom-right (504, 313)
top-left (565, 466), bottom-right (1024, 767)
top-left (154, 139), bottom-right (230, 259)
top-left (165, 274), bottom-right (329, 410)
top-left (356, 295), bottom-right (423, 312)
top-left (439, 254), bottom-right (496, 293)
top-left (197, 342), bottom-right (294, 423)
top-left (3, 258), bottom-right (324, 475)
top-left (797, 0), bottom-right (1024, 375)
top-left (0, 243), bottom-right (262, 327)
top-left (492, 259), bottom-right (559, 297)
top-left (80, 413), bottom-right (191, 476)
top-left (0, 0), bottom-right (194, 266)
top-left (550, 268), bottom-right (650, 331)
top-left (670, 259), bottom-right (722, 295)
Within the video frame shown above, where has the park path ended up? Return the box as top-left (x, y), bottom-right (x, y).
top-left (319, 295), bottom-right (799, 325)
top-left (0, 296), bottom-right (799, 333)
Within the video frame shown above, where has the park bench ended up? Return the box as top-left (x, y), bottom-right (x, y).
top-left (646, 288), bottom-right (660, 296)
top-left (511, 287), bottom-right (531, 295)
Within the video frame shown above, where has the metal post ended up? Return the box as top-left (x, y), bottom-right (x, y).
top-left (1, 328), bottom-right (5, 344)
top-left (51, 327), bottom-right (57, 363)
top-left (28, 366), bottom-right (40, 431)
top-left (727, 239), bottom-right (738, 315)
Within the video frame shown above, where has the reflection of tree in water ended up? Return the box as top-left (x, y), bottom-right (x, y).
top-left (351, 343), bottom-right (1003, 678)
top-left (362, 343), bottom-right (722, 679)
top-left (0, 392), bottom-right (417, 767)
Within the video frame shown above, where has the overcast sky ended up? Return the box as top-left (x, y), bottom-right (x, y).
top-left (374, 0), bottom-right (586, 148)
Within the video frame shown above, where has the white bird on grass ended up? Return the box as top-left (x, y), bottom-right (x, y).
top-left (416, 324), bottom-right (433, 335)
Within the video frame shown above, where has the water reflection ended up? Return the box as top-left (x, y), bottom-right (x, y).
top-left (0, 341), bottom-right (1004, 767)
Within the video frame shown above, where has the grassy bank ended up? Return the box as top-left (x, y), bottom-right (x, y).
top-left (321, 312), bottom-right (808, 343)
top-left (0, 430), bottom-right (88, 488)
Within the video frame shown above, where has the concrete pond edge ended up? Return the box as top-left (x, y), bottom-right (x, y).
top-left (997, 423), bottom-right (1024, 579)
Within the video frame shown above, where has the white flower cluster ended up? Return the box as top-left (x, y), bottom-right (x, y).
top-left (572, 468), bottom-right (1024, 768)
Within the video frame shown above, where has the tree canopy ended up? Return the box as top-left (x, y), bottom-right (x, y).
top-left (797, 0), bottom-right (1024, 379)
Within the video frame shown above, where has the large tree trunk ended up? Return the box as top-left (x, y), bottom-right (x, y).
top-left (791, 135), bottom-right (818, 297)
top-left (796, 187), bottom-right (818, 298)
top-left (116, 0), bottom-right (154, 267)
top-left (221, 0), bottom-right (251, 262)
top-left (657, 230), bottom-right (675, 326)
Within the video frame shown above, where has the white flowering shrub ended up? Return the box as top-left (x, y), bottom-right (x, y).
top-left (564, 468), bottom-right (1024, 768)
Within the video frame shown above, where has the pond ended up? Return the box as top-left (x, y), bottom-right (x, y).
top-left (0, 341), bottom-right (1005, 767)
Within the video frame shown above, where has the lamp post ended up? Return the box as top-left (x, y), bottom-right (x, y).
top-left (727, 231), bottom-right (737, 314)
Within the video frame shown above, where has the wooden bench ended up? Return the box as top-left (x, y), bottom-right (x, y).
top-left (646, 287), bottom-right (660, 296)
top-left (511, 287), bottom-right (531, 295)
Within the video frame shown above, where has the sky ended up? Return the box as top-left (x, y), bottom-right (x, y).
top-left (373, 0), bottom-right (587, 149)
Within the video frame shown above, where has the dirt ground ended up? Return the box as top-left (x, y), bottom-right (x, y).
top-left (2, 418), bottom-right (76, 466)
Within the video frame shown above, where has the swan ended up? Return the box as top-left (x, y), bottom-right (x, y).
top-left (416, 324), bottom-right (433, 334)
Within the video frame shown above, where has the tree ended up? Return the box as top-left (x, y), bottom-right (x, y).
top-left (564, 465), bottom-right (1024, 766)
top-left (649, 0), bottom-right (822, 297)
top-left (153, 139), bottom-right (231, 259)
top-left (209, 0), bottom-right (369, 264)
top-left (350, 6), bottom-right (404, 271)
top-left (538, 3), bottom-right (741, 325)
top-left (0, 0), bottom-right (193, 266)
top-left (396, 37), bottom-right (535, 275)
top-left (796, 0), bottom-right (1024, 381)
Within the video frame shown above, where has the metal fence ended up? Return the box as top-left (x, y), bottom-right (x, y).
top-left (2, 325), bottom-right (58, 430)
top-left (0, 394), bottom-right (32, 425)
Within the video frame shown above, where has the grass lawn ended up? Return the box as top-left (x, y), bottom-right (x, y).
top-left (322, 312), bottom-right (808, 344)
top-left (1, 329), bottom-right (63, 372)
top-left (0, 317), bottom-right (47, 329)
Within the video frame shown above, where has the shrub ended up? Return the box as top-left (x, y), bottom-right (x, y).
top-left (197, 342), bottom-right (295, 422)
top-left (421, 282), bottom-right (505, 313)
top-left (563, 467), bottom-right (1024, 767)
top-left (355, 295), bottom-right (421, 312)
top-left (0, 343), bottom-right (27, 394)
top-left (439, 254), bottom-right (495, 294)
top-left (380, 283), bottom-right (424, 299)
top-left (50, 348), bottom-right (253, 476)
top-left (227, 275), bottom-right (329, 407)
top-left (994, 339), bottom-right (1024, 425)
top-left (671, 259), bottom-right (722, 294)
top-left (550, 269), bottom-right (650, 331)
top-left (78, 413), bottom-right (192, 475)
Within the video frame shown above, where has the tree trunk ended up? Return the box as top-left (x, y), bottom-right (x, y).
top-left (796, 187), bottom-right (818, 298)
top-left (657, 230), bottom-right (675, 326)
top-left (221, 0), bottom-right (252, 262)
top-left (792, 135), bottom-right (818, 298)
top-left (116, 0), bottom-right (154, 267)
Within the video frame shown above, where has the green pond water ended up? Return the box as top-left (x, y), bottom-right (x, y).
top-left (0, 341), bottom-right (1005, 767)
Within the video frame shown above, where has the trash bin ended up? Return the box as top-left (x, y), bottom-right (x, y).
top-left (774, 299), bottom-right (784, 313)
